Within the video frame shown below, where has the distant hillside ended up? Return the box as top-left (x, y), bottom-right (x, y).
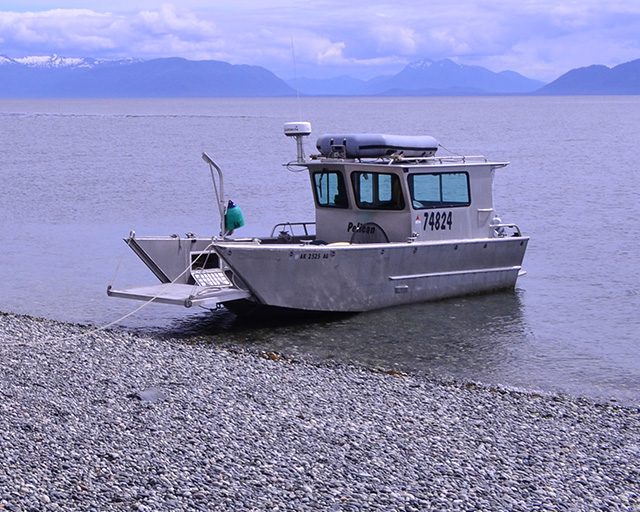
top-left (370, 59), bottom-right (545, 95)
top-left (289, 59), bottom-right (546, 96)
top-left (538, 59), bottom-right (640, 95)
top-left (0, 55), bottom-right (296, 98)
top-left (6, 53), bottom-right (640, 98)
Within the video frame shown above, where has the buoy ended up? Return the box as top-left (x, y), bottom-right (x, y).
top-left (225, 200), bottom-right (245, 231)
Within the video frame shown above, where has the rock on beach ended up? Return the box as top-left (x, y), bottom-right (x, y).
top-left (0, 311), bottom-right (639, 511)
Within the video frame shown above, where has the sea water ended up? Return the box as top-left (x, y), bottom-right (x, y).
top-left (1, 96), bottom-right (639, 405)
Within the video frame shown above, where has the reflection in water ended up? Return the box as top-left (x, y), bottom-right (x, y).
top-left (134, 290), bottom-right (532, 390)
top-left (127, 287), bottom-right (640, 406)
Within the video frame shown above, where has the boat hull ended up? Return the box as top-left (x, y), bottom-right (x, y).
top-left (215, 237), bottom-right (528, 312)
top-left (110, 235), bottom-right (528, 313)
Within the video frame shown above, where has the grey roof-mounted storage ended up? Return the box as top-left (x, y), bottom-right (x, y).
top-left (316, 133), bottom-right (439, 159)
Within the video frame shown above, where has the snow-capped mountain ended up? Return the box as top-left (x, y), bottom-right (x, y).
top-left (0, 55), bottom-right (295, 98)
top-left (13, 55), bottom-right (95, 68)
top-left (0, 54), bottom-right (142, 68)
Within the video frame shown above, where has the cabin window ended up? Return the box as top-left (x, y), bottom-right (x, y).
top-left (409, 172), bottom-right (470, 209)
top-left (313, 170), bottom-right (348, 208)
top-left (351, 172), bottom-right (405, 210)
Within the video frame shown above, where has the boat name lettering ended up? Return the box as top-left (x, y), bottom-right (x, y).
top-left (424, 211), bottom-right (453, 231)
top-left (347, 222), bottom-right (376, 234)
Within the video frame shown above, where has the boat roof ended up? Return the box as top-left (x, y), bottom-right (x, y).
top-left (307, 153), bottom-right (508, 168)
top-left (283, 124), bottom-right (508, 169)
top-left (310, 132), bottom-right (507, 168)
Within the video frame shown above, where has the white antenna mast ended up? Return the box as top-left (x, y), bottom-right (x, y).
top-left (290, 35), bottom-right (302, 121)
top-left (285, 36), bottom-right (310, 164)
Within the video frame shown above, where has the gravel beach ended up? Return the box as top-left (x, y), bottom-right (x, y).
top-left (1, 311), bottom-right (638, 511)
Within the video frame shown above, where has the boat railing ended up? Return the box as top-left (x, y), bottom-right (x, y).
top-left (311, 153), bottom-right (511, 169)
top-left (392, 155), bottom-right (508, 166)
top-left (270, 221), bottom-right (316, 239)
top-left (490, 223), bottom-right (522, 237)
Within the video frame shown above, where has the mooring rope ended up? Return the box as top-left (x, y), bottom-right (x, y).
top-left (6, 242), bottom-right (218, 346)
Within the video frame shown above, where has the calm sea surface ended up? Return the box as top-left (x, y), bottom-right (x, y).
top-left (1, 96), bottom-right (639, 405)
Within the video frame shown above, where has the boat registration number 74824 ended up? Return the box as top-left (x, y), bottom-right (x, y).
top-left (423, 211), bottom-right (453, 231)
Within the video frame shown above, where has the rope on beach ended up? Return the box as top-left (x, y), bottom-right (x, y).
top-left (5, 243), bottom-right (218, 346)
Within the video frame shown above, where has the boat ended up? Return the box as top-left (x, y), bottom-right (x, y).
top-left (107, 122), bottom-right (528, 315)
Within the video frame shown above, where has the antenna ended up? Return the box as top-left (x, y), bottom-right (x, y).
top-left (290, 35), bottom-right (302, 121)
top-left (286, 37), bottom-right (309, 164)
top-left (284, 122), bottom-right (312, 163)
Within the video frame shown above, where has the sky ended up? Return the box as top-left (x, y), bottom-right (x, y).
top-left (1, 1), bottom-right (640, 82)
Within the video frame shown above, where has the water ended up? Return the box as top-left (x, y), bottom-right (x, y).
top-left (1, 96), bottom-right (639, 406)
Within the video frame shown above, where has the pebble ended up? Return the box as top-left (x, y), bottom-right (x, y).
top-left (0, 311), bottom-right (639, 510)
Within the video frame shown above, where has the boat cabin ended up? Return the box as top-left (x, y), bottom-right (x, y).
top-left (299, 131), bottom-right (508, 245)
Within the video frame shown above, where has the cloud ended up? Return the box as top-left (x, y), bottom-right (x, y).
top-left (129, 4), bottom-right (216, 39)
top-left (0, 9), bottom-right (112, 49)
top-left (0, 4), bottom-right (220, 58)
top-left (0, 9), bottom-right (117, 53)
top-left (1, 1), bottom-right (640, 81)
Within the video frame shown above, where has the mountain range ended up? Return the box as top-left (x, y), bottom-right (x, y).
top-left (289, 59), bottom-right (545, 96)
top-left (0, 55), bottom-right (295, 98)
top-left (536, 59), bottom-right (640, 95)
top-left (1, 54), bottom-right (639, 97)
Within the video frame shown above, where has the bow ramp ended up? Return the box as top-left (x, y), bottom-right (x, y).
top-left (107, 267), bottom-right (251, 309)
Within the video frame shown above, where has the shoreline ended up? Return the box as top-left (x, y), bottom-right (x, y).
top-left (1, 311), bottom-right (639, 510)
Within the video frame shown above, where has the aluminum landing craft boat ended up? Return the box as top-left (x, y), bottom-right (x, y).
top-left (107, 122), bottom-right (528, 315)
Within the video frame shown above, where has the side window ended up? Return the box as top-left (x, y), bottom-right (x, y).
top-left (351, 172), bottom-right (405, 210)
top-left (313, 170), bottom-right (348, 208)
top-left (409, 172), bottom-right (470, 208)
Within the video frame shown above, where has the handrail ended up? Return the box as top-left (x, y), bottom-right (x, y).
top-left (202, 152), bottom-right (228, 238)
top-left (490, 223), bottom-right (522, 237)
top-left (313, 153), bottom-right (507, 167)
top-left (270, 221), bottom-right (316, 238)
top-left (393, 155), bottom-right (504, 165)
